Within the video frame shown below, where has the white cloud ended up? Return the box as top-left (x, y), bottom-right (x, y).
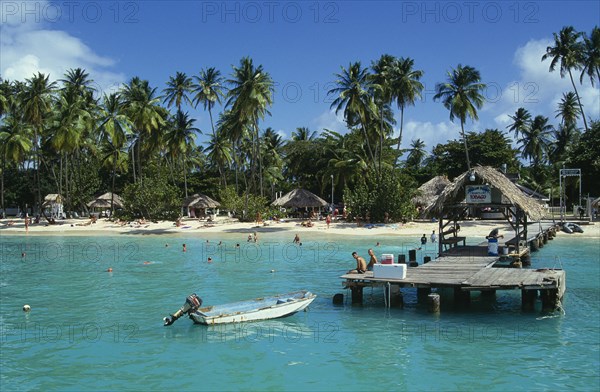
top-left (494, 38), bottom-right (600, 127)
top-left (311, 109), bottom-right (346, 133)
top-left (400, 120), bottom-right (462, 152)
top-left (0, 1), bottom-right (124, 95)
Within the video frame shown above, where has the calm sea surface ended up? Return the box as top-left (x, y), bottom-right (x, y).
top-left (1, 231), bottom-right (599, 391)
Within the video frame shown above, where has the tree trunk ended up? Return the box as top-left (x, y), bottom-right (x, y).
top-left (1, 156), bottom-right (5, 218)
top-left (256, 124), bottom-right (264, 197)
top-left (395, 105), bottom-right (405, 166)
top-left (137, 134), bottom-right (143, 184)
top-left (568, 69), bottom-right (589, 131)
top-left (183, 156), bottom-right (188, 198)
top-left (461, 121), bottom-right (472, 171)
top-left (131, 145), bottom-right (136, 183)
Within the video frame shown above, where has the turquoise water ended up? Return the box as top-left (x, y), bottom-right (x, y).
top-left (1, 232), bottom-right (599, 391)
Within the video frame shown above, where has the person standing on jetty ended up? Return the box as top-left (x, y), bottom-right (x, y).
top-left (430, 230), bottom-right (437, 243)
top-left (421, 234), bottom-right (427, 245)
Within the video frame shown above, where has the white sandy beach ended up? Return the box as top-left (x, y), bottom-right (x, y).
top-left (1, 216), bottom-right (598, 239)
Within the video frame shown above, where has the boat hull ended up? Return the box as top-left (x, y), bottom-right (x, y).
top-left (189, 291), bottom-right (316, 325)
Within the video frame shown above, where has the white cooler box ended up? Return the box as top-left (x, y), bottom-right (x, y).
top-left (373, 264), bottom-right (407, 279)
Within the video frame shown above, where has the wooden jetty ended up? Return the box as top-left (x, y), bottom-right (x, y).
top-left (341, 222), bottom-right (565, 312)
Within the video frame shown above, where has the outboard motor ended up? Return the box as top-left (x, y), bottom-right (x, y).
top-left (163, 293), bottom-right (202, 326)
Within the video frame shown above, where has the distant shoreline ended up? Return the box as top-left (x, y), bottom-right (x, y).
top-left (2, 217), bottom-right (598, 239)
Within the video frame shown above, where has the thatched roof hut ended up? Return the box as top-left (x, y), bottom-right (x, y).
top-left (87, 192), bottom-right (124, 209)
top-left (592, 197), bottom-right (600, 208)
top-left (272, 189), bottom-right (328, 208)
top-left (424, 166), bottom-right (546, 221)
top-left (183, 193), bottom-right (220, 209)
top-left (413, 176), bottom-right (451, 207)
top-left (42, 194), bottom-right (62, 206)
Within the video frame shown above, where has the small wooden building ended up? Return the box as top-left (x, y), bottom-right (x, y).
top-left (43, 194), bottom-right (64, 218)
top-left (183, 193), bottom-right (220, 218)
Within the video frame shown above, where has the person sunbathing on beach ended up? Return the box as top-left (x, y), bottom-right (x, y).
top-left (174, 217), bottom-right (182, 227)
top-left (349, 251), bottom-right (367, 274)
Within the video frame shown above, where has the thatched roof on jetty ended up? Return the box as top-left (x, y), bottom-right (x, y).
top-left (272, 188), bottom-right (328, 208)
top-left (424, 166), bottom-right (546, 221)
top-left (413, 176), bottom-right (451, 207)
top-left (183, 193), bottom-right (220, 209)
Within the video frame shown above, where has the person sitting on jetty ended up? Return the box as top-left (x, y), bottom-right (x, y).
top-left (349, 251), bottom-right (367, 274)
top-left (366, 248), bottom-right (378, 271)
top-left (486, 228), bottom-right (504, 240)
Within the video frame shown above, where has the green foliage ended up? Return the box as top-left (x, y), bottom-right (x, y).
top-left (566, 120), bottom-right (600, 195)
top-left (218, 186), bottom-right (270, 222)
top-left (69, 160), bottom-right (102, 211)
top-left (122, 168), bottom-right (181, 220)
top-left (343, 167), bottom-right (416, 223)
top-left (430, 129), bottom-right (519, 179)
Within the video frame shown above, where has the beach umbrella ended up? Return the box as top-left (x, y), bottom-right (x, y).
top-left (272, 189), bottom-right (328, 208)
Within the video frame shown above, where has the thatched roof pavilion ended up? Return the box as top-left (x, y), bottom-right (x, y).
top-left (87, 192), bottom-right (124, 209)
top-left (272, 189), bottom-right (328, 208)
top-left (42, 194), bottom-right (62, 206)
top-left (424, 166), bottom-right (546, 257)
top-left (592, 197), bottom-right (600, 208)
top-left (425, 166), bottom-right (545, 220)
top-left (413, 176), bottom-right (451, 207)
top-left (183, 193), bottom-right (220, 209)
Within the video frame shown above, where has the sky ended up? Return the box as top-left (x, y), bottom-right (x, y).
top-left (1, 0), bottom-right (599, 152)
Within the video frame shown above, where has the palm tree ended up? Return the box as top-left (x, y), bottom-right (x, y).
top-left (291, 127), bottom-right (318, 141)
top-left (390, 57), bottom-right (424, 160)
top-left (205, 129), bottom-right (233, 187)
top-left (163, 72), bottom-right (193, 112)
top-left (98, 93), bottom-right (132, 213)
top-left (370, 54), bottom-right (395, 171)
top-left (507, 107), bottom-right (532, 139)
top-left (517, 115), bottom-right (554, 166)
top-left (0, 79), bottom-right (10, 119)
top-left (193, 67), bottom-right (226, 137)
top-left (551, 123), bottom-right (577, 164)
top-left (226, 57), bottom-right (274, 196)
top-left (261, 127), bottom-right (284, 198)
top-left (580, 26), bottom-right (600, 86)
top-left (434, 64), bottom-right (486, 171)
top-left (328, 62), bottom-right (378, 168)
top-left (542, 26), bottom-right (588, 131)
top-left (405, 139), bottom-right (427, 169)
top-left (20, 72), bottom-right (57, 212)
top-left (164, 109), bottom-right (199, 197)
top-left (555, 91), bottom-right (581, 128)
top-left (0, 113), bottom-right (33, 217)
top-left (121, 77), bottom-right (166, 182)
